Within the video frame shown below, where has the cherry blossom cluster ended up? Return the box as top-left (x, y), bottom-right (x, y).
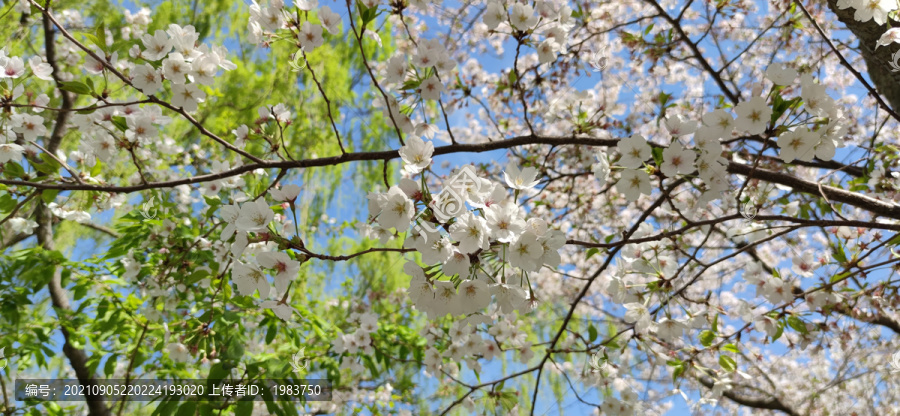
top-left (1, 16), bottom-right (235, 185)
top-left (220, 186), bottom-right (305, 321)
top-left (247, 0), bottom-right (340, 50)
top-left (483, 0), bottom-right (576, 65)
top-left (130, 24), bottom-right (236, 111)
top-left (359, 136), bottom-right (566, 321)
top-left (599, 64), bottom-right (846, 203)
top-left (1, 49), bottom-right (52, 164)
top-left (419, 316), bottom-right (534, 380)
top-left (331, 312), bottom-right (379, 357)
top-left (382, 38), bottom-right (455, 103)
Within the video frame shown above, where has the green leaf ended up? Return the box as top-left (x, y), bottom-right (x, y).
top-left (95, 22), bottom-right (108, 53)
top-left (59, 81), bottom-right (92, 95)
top-left (507, 69), bottom-right (517, 86)
top-left (787, 316), bottom-right (808, 334)
top-left (357, 1), bottom-right (378, 26)
top-left (832, 244), bottom-right (847, 264)
top-left (234, 398), bottom-right (254, 416)
top-left (185, 269), bottom-right (209, 286)
top-left (497, 391), bottom-right (518, 410)
top-left (111, 116), bottom-right (129, 132)
top-left (657, 91), bottom-right (672, 110)
top-left (585, 247), bottom-right (599, 260)
top-left (208, 362), bottom-right (229, 380)
top-left (362, 355), bottom-right (379, 378)
top-left (174, 400), bottom-right (196, 416)
top-left (0, 194), bottom-right (16, 213)
top-left (830, 271), bottom-right (850, 283)
top-left (885, 233), bottom-right (900, 246)
top-left (41, 189), bottom-right (59, 204)
top-left (35, 153), bottom-right (61, 175)
top-left (588, 324), bottom-right (598, 343)
top-left (719, 355), bottom-right (736, 372)
top-left (722, 343), bottom-right (739, 354)
top-left (104, 355), bottom-right (117, 377)
top-left (73, 284), bottom-right (88, 301)
top-left (668, 360), bottom-right (684, 381)
top-left (3, 162), bottom-right (25, 179)
top-left (711, 313), bottom-right (719, 333)
top-left (152, 398), bottom-right (179, 416)
top-left (770, 95), bottom-right (801, 125)
top-left (652, 147), bottom-right (664, 167)
top-left (91, 160), bottom-right (103, 177)
top-left (225, 337), bottom-right (245, 362)
top-left (265, 324), bottom-right (277, 344)
top-left (771, 320), bottom-right (785, 342)
top-left (82, 33), bottom-right (104, 52)
top-left (699, 330), bottom-right (715, 347)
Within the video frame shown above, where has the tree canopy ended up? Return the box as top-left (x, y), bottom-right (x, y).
top-left (1, 0), bottom-right (900, 415)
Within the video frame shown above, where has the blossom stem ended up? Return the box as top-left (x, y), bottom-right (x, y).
top-left (501, 243), bottom-right (507, 284)
top-left (290, 202), bottom-right (301, 237)
top-left (281, 281), bottom-right (293, 303)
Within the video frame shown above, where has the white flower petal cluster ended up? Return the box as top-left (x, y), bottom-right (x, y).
top-left (368, 156), bottom-right (567, 321)
top-left (503, 162), bottom-right (540, 190)
top-left (836, 0), bottom-right (897, 25)
top-left (734, 97), bottom-right (771, 135)
top-left (772, 75), bottom-right (845, 162)
top-left (765, 63), bottom-right (798, 86)
top-left (398, 136), bottom-right (434, 174)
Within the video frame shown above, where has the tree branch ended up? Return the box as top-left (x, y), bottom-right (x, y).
top-left (38, 9), bottom-right (109, 416)
top-left (697, 375), bottom-right (801, 416)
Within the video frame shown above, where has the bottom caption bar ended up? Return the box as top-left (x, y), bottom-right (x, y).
top-left (15, 379), bottom-right (332, 402)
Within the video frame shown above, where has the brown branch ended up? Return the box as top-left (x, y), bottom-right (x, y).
top-left (527, 179), bottom-right (686, 415)
top-left (832, 303), bottom-right (900, 335)
top-left (643, 0), bottom-right (739, 104)
top-left (0, 232), bottom-right (31, 251)
top-left (0, 134), bottom-right (618, 192)
top-left (300, 50), bottom-right (347, 154)
top-left (697, 375), bottom-right (801, 416)
top-left (115, 324), bottom-right (148, 416)
top-left (1, 133), bottom-right (896, 222)
top-left (301, 247), bottom-right (413, 261)
top-left (725, 161), bottom-right (900, 220)
top-left (345, 0), bottom-right (406, 146)
top-left (78, 221), bottom-right (121, 239)
top-left (567, 214), bottom-right (900, 249)
top-left (38, 8), bottom-right (110, 416)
